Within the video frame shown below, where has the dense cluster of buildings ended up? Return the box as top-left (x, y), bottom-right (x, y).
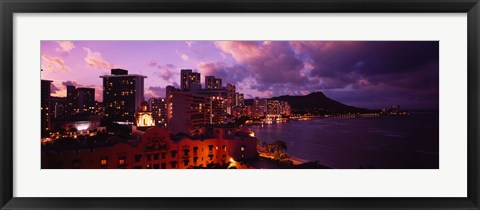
top-left (42, 125), bottom-right (258, 169)
top-left (41, 68), bottom-right (291, 169)
top-left (239, 97), bottom-right (291, 119)
top-left (41, 79), bottom-right (100, 137)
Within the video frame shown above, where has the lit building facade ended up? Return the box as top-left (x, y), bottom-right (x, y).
top-left (50, 96), bottom-right (67, 122)
top-left (65, 86), bottom-right (95, 115)
top-left (234, 93), bottom-right (245, 107)
top-left (100, 69), bottom-right (146, 124)
top-left (180, 69), bottom-right (201, 90)
top-left (42, 127), bottom-right (258, 169)
top-left (225, 84), bottom-right (236, 115)
top-left (232, 106), bottom-right (248, 119)
top-left (167, 91), bottom-right (207, 135)
top-left (148, 97), bottom-right (167, 127)
top-left (267, 100), bottom-right (280, 116)
top-left (93, 101), bottom-right (104, 116)
top-left (207, 96), bottom-right (227, 124)
top-left (62, 115), bottom-right (103, 135)
top-left (205, 76), bottom-right (222, 89)
top-left (76, 87), bottom-right (95, 114)
top-left (66, 85), bottom-right (77, 117)
top-left (41, 80), bottom-right (52, 137)
top-left (253, 97), bottom-right (267, 118)
top-left (137, 101), bottom-right (155, 128)
top-left (279, 101), bottom-right (292, 116)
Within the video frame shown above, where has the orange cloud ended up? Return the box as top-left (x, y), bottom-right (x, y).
top-left (55, 41), bottom-right (75, 53)
top-left (83, 47), bottom-right (115, 71)
top-left (41, 55), bottom-right (70, 72)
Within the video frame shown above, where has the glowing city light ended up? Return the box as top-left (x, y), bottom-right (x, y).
top-left (75, 122), bottom-right (90, 131)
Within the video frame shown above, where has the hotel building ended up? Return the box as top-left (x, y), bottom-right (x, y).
top-left (167, 90), bottom-right (208, 135)
top-left (100, 69), bottom-right (146, 124)
top-left (41, 126), bottom-right (258, 169)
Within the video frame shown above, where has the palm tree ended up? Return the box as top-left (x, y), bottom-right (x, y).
top-left (266, 144), bottom-right (275, 155)
top-left (273, 140), bottom-right (288, 159)
top-left (261, 141), bottom-right (268, 149)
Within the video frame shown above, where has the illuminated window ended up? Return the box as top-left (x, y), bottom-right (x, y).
top-left (100, 156), bottom-right (108, 167)
top-left (118, 154), bottom-right (126, 167)
top-left (241, 146), bottom-right (245, 151)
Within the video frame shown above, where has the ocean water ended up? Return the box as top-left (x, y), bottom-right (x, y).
top-left (249, 113), bottom-right (439, 169)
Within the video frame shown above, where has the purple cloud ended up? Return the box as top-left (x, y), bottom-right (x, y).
top-left (155, 64), bottom-right (177, 81)
top-left (50, 83), bottom-right (61, 94)
top-left (196, 61), bottom-right (249, 85)
top-left (62, 80), bottom-right (80, 87)
top-left (146, 86), bottom-right (167, 99)
top-left (146, 59), bottom-right (158, 68)
top-left (215, 41), bottom-right (307, 86)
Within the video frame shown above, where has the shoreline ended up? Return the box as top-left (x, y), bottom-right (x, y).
top-left (288, 155), bottom-right (309, 165)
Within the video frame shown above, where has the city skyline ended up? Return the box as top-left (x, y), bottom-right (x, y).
top-left (41, 41), bottom-right (439, 109)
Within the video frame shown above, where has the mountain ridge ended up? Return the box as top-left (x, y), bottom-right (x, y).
top-left (245, 91), bottom-right (373, 115)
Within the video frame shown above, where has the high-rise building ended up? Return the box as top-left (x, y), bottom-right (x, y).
top-left (206, 96), bottom-right (227, 124)
top-left (41, 80), bottom-right (52, 137)
top-left (50, 96), bottom-right (67, 121)
top-left (180, 69), bottom-right (201, 90)
top-left (279, 101), bottom-right (292, 116)
top-left (76, 88), bottom-right (95, 114)
top-left (187, 88), bottom-right (228, 124)
top-left (253, 97), bottom-right (267, 118)
top-left (148, 97), bottom-right (167, 127)
top-left (225, 84), bottom-right (236, 114)
top-left (66, 85), bottom-right (77, 116)
top-left (100, 69), bottom-right (147, 124)
top-left (236, 93), bottom-right (245, 106)
top-left (167, 91), bottom-right (207, 135)
top-left (267, 100), bottom-right (280, 116)
top-left (66, 86), bottom-right (96, 115)
top-left (205, 76), bottom-right (222, 89)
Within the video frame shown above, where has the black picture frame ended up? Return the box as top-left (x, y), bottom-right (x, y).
top-left (1, 0), bottom-right (479, 209)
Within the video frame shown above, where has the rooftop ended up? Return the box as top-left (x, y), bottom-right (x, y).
top-left (99, 74), bottom-right (147, 78)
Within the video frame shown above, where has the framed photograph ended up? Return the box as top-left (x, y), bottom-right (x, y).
top-left (1, 0), bottom-right (479, 209)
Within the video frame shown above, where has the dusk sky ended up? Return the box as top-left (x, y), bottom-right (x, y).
top-left (41, 41), bottom-right (439, 110)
